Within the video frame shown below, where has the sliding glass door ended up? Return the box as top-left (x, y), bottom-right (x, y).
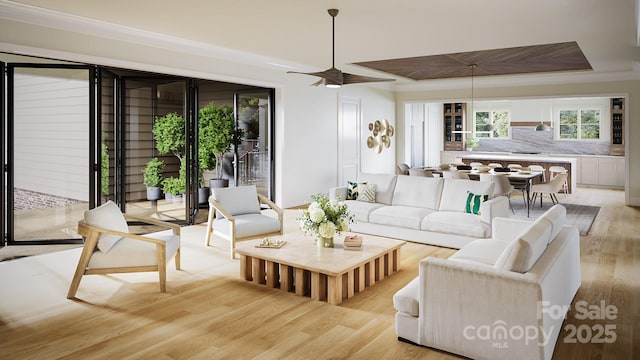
top-left (6, 64), bottom-right (94, 244)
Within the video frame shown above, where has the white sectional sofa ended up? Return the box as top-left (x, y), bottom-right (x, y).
top-left (393, 205), bottom-right (581, 360)
top-left (329, 173), bottom-right (510, 249)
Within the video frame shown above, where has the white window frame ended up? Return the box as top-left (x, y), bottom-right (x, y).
top-left (473, 110), bottom-right (511, 139)
top-left (555, 106), bottom-right (604, 140)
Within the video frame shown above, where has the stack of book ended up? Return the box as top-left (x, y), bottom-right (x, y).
top-left (343, 235), bottom-right (363, 250)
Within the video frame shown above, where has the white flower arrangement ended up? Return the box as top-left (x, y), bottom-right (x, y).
top-left (298, 193), bottom-right (354, 244)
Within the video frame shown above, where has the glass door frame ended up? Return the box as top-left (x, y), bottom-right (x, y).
top-left (233, 88), bottom-right (275, 200)
top-left (4, 63), bottom-right (96, 245)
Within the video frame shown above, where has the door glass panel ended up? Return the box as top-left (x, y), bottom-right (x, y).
top-left (12, 67), bottom-right (89, 241)
top-left (236, 91), bottom-right (272, 198)
top-left (124, 79), bottom-right (187, 221)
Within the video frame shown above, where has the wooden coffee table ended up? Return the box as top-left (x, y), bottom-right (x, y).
top-left (234, 233), bottom-right (406, 305)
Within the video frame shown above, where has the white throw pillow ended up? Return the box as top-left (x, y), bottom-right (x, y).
top-left (495, 216), bottom-right (553, 273)
top-left (84, 200), bottom-right (129, 253)
top-left (356, 184), bottom-right (377, 203)
top-left (212, 185), bottom-right (261, 216)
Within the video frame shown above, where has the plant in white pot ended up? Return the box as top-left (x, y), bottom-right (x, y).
top-left (198, 101), bottom-right (244, 188)
top-left (143, 157), bottom-right (164, 200)
top-left (153, 112), bottom-right (185, 198)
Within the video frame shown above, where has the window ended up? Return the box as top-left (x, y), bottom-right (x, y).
top-left (474, 111), bottom-right (510, 138)
top-left (558, 108), bottom-right (601, 139)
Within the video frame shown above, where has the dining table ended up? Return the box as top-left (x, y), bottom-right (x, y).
top-left (424, 167), bottom-right (544, 217)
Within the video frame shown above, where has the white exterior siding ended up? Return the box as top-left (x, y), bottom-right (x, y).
top-left (13, 68), bottom-right (89, 202)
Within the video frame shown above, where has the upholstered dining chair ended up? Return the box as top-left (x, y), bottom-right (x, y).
top-left (408, 168), bottom-right (433, 177)
top-left (67, 200), bottom-right (181, 299)
top-left (488, 162), bottom-right (503, 169)
top-left (396, 163), bottom-right (410, 175)
top-left (205, 185), bottom-right (284, 259)
top-left (531, 173), bottom-right (569, 207)
top-left (479, 173), bottom-right (521, 213)
top-left (549, 165), bottom-right (569, 198)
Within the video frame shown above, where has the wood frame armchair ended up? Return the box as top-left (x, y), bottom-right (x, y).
top-left (67, 213), bottom-right (181, 299)
top-left (205, 186), bottom-right (284, 259)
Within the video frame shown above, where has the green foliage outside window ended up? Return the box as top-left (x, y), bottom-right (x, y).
top-left (560, 109), bottom-right (599, 140)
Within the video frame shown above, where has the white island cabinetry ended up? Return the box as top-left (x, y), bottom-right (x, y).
top-left (577, 156), bottom-right (624, 188)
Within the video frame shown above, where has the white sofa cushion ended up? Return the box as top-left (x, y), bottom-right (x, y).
top-left (421, 211), bottom-right (492, 238)
top-left (495, 204), bottom-right (568, 273)
top-left (88, 232), bottom-right (179, 268)
top-left (448, 238), bottom-right (508, 266)
top-left (212, 185), bottom-right (261, 216)
top-left (84, 200), bottom-right (129, 253)
top-left (439, 179), bottom-right (494, 212)
top-left (392, 175), bottom-right (443, 210)
top-left (213, 213), bottom-right (281, 238)
top-left (393, 277), bottom-right (420, 317)
top-left (344, 200), bottom-right (385, 222)
top-left (369, 206), bottom-right (435, 230)
top-left (495, 217), bottom-right (553, 273)
top-left (358, 173), bottom-right (397, 205)
top-left (542, 204), bottom-right (567, 244)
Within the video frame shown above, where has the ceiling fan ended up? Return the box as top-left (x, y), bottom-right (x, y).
top-left (288, 9), bottom-right (395, 88)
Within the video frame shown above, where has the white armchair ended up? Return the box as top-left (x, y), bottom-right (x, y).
top-left (67, 201), bottom-right (181, 299)
top-left (204, 185), bottom-right (284, 259)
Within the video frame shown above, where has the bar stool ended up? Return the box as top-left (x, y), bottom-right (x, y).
top-left (529, 165), bottom-right (546, 182)
top-left (549, 166), bottom-right (569, 198)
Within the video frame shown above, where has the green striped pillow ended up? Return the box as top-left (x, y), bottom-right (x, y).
top-left (465, 191), bottom-right (488, 215)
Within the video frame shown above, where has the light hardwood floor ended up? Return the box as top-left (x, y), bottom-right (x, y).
top-left (0, 187), bottom-right (637, 359)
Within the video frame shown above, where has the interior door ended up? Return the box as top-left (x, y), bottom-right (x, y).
top-left (338, 96), bottom-right (361, 186)
top-left (6, 64), bottom-right (94, 244)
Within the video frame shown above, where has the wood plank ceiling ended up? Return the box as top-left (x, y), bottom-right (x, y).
top-left (354, 41), bottom-right (592, 80)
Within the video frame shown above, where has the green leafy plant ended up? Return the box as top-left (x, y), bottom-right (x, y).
top-left (198, 102), bottom-right (244, 179)
top-left (161, 161), bottom-right (186, 196)
top-left (142, 157), bottom-right (164, 187)
top-left (101, 142), bottom-right (110, 196)
top-left (153, 112), bottom-right (185, 162)
top-left (466, 137), bottom-right (480, 149)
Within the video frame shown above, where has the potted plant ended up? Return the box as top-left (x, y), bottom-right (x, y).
top-left (143, 157), bottom-right (164, 200)
top-left (153, 112), bottom-right (185, 197)
top-left (198, 102), bottom-right (244, 188)
top-left (466, 137), bottom-right (480, 151)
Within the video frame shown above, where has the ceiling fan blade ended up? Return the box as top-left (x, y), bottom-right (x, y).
top-left (342, 73), bottom-right (396, 84)
top-left (287, 67), bottom-right (344, 85)
top-left (287, 9), bottom-right (395, 86)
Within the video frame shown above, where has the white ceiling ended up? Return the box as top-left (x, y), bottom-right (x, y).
top-left (3, 0), bottom-right (640, 89)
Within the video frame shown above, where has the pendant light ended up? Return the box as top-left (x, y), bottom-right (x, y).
top-left (535, 121), bottom-right (551, 131)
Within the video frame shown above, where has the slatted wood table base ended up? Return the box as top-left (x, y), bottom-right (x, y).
top-left (236, 235), bottom-right (405, 305)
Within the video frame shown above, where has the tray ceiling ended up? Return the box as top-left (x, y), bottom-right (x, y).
top-left (354, 42), bottom-right (592, 81)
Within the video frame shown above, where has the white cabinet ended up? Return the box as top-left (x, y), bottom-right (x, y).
top-left (579, 157), bottom-right (599, 185)
top-left (598, 157), bottom-right (625, 187)
top-left (577, 156), bottom-right (624, 188)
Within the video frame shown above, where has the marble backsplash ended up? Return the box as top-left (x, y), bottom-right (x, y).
top-left (475, 127), bottom-right (611, 155)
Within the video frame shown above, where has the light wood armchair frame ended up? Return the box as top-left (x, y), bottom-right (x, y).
top-left (205, 193), bottom-right (284, 259)
top-left (67, 214), bottom-right (181, 299)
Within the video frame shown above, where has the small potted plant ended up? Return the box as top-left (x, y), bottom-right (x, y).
top-left (466, 137), bottom-right (480, 151)
top-left (143, 157), bottom-right (164, 200)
